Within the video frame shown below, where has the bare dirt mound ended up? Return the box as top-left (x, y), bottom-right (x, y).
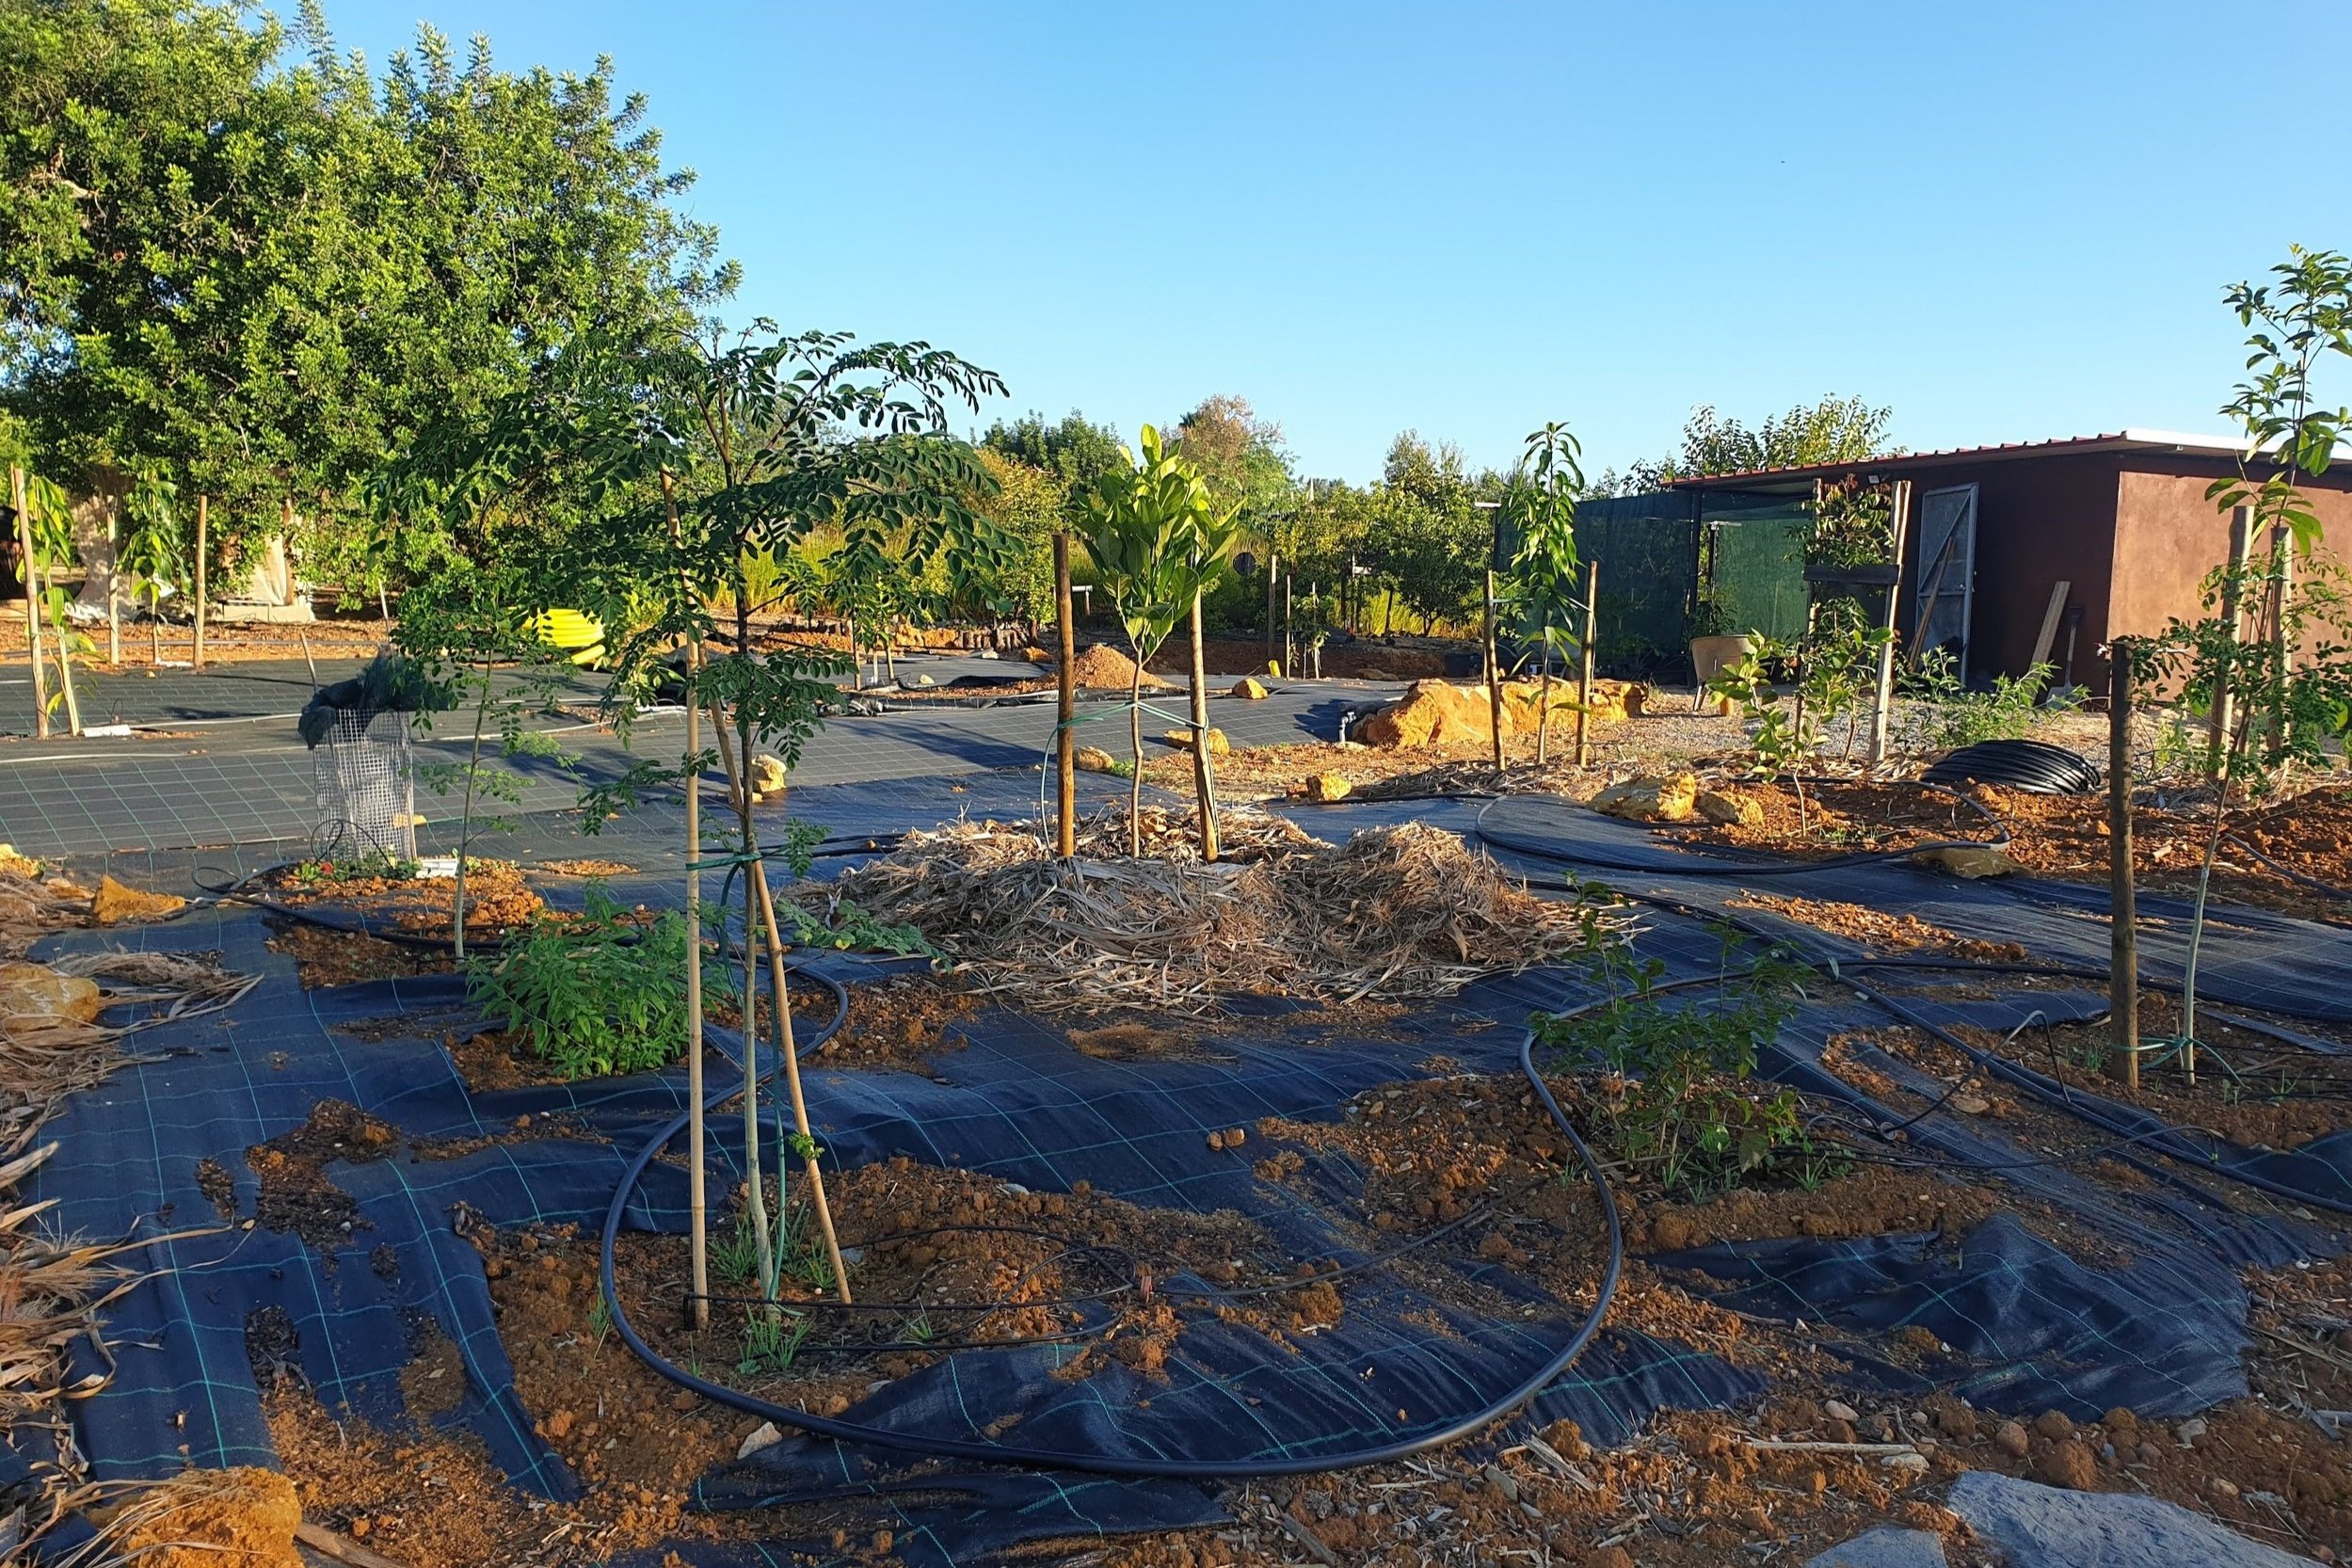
top-left (1066, 643), bottom-right (1171, 691)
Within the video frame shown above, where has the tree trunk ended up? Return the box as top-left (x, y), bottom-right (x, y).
top-left (1128, 663), bottom-right (1144, 856)
top-left (1188, 589), bottom-right (1219, 862)
top-left (13, 467), bottom-right (51, 739)
top-left (1053, 535), bottom-right (1077, 857)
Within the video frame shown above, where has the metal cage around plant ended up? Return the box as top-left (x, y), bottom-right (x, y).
top-left (312, 708), bottom-right (418, 861)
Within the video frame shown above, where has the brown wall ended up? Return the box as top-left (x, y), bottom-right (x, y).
top-left (2109, 462), bottom-right (2352, 648)
top-left (1884, 453), bottom-right (2125, 684)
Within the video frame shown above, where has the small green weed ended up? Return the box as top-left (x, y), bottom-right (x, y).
top-left (738, 1310), bottom-right (811, 1374)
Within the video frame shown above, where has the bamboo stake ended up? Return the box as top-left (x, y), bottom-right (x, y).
top-left (705, 712), bottom-right (852, 1304)
top-left (1483, 566), bottom-right (1505, 772)
top-left (671, 476), bottom-right (710, 1332)
top-left (49, 549), bottom-right (81, 736)
top-left (105, 498), bottom-right (120, 666)
top-left (1053, 532), bottom-right (1077, 858)
top-left (2207, 504), bottom-right (2252, 772)
top-left (193, 493), bottom-right (208, 670)
top-left (2108, 639), bottom-right (2138, 1089)
top-left (1187, 587), bottom-right (1220, 862)
top-left (1574, 559), bottom-right (1600, 768)
top-left (11, 467), bottom-right (50, 739)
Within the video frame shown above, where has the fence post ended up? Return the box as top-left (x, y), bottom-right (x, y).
top-left (2107, 639), bottom-right (2138, 1089)
top-left (1867, 479), bottom-right (1912, 763)
top-left (1575, 559), bottom-right (1600, 768)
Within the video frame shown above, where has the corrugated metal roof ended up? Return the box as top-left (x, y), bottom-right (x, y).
top-left (1663, 428), bottom-right (2251, 489)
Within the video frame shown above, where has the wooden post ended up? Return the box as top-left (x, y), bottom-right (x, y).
top-left (12, 467), bottom-right (50, 739)
top-left (1867, 479), bottom-right (1912, 764)
top-left (1282, 570), bottom-right (1293, 679)
top-left (2107, 639), bottom-right (2138, 1089)
top-left (1053, 532), bottom-right (1077, 858)
top-left (1265, 545), bottom-right (1279, 666)
top-left (1574, 559), bottom-right (1600, 768)
top-left (2207, 504), bottom-right (2252, 772)
top-left (671, 475), bottom-right (710, 1332)
top-left (1187, 587), bottom-right (1220, 862)
top-left (2268, 524), bottom-right (2293, 775)
top-left (706, 711), bottom-right (853, 1305)
top-left (104, 498), bottom-right (120, 666)
top-left (193, 493), bottom-right (208, 670)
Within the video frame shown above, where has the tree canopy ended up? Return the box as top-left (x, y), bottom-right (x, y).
top-left (1598, 394), bottom-right (1896, 494)
top-left (0, 0), bottom-right (728, 576)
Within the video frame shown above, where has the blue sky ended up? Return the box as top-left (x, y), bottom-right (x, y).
top-left (318, 1), bottom-right (2346, 484)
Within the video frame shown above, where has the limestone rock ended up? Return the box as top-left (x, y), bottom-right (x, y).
top-left (1590, 773), bottom-right (1699, 824)
top-left (0, 962), bottom-right (104, 1026)
top-left (748, 753), bottom-right (789, 799)
top-left (738, 1420), bottom-right (783, 1459)
top-left (1302, 773), bottom-right (1352, 803)
top-left (1806, 1527), bottom-right (1949, 1568)
top-left (91, 875), bottom-right (185, 925)
top-left (1355, 680), bottom-right (1505, 748)
top-left (1230, 677), bottom-right (1270, 700)
top-left (1946, 1468), bottom-right (2322, 1567)
top-left (1695, 788), bottom-right (1763, 827)
top-left (1075, 746), bottom-right (1121, 774)
top-left (1913, 845), bottom-right (2021, 879)
top-left (1162, 728), bottom-right (1231, 758)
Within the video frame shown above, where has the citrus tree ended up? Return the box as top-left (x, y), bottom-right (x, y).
top-left (117, 467), bottom-right (187, 664)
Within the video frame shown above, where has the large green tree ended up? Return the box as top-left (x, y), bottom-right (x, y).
top-left (981, 409), bottom-right (1128, 522)
top-left (1, 0), bottom-right (728, 580)
top-left (1599, 394), bottom-right (1896, 494)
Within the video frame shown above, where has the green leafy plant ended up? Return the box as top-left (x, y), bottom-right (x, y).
top-left (1896, 649), bottom-right (2069, 754)
top-left (117, 467), bottom-right (187, 664)
top-left (1802, 474), bottom-right (1896, 571)
top-left (1077, 424), bottom-right (1244, 856)
top-left (1501, 422), bottom-right (1585, 765)
top-left (1707, 600), bottom-right (1895, 824)
top-left (1537, 922), bottom-right (1831, 1200)
top-left (737, 1309), bottom-right (812, 1375)
top-left (775, 898), bottom-right (941, 960)
top-left (467, 885), bottom-right (734, 1078)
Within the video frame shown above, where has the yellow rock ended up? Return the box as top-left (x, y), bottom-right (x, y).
top-left (1589, 773), bottom-right (1700, 824)
top-left (0, 843), bottom-right (39, 878)
top-left (1913, 845), bottom-right (2021, 879)
top-left (1230, 677), bottom-right (1271, 700)
top-left (1162, 728), bottom-right (1231, 759)
top-left (1355, 680), bottom-right (1505, 748)
top-left (1624, 683), bottom-right (1655, 718)
top-left (1075, 745), bottom-right (1120, 773)
top-left (1695, 789), bottom-right (1763, 827)
top-left (749, 753), bottom-right (789, 799)
top-left (1302, 773), bottom-right (1352, 803)
top-left (91, 876), bottom-right (186, 925)
top-left (0, 962), bottom-right (104, 1026)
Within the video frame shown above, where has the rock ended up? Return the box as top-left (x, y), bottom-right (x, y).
top-left (1302, 772), bottom-right (1352, 803)
top-left (1695, 788), bottom-right (1764, 827)
top-left (737, 1420), bottom-right (782, 1458)
top-left (1912, 845), bottom-right (2021, 879)
top-left (1482, 1464), bottom-right (1519, 1501)
top-left (1806, 1526), bottom-right (1950, 1568)
top-left (1884, 1450), bottom-right (1931, 1474)
top-left (2033, 1439), bottom-right (2098, 1490)
top-left (1021, 647), bottom-right (1054, 663)
top-left (1824, 1400), bottom-right (1862, 1424)
top-left (2175, 1418), bottom-right (2207, 1445)
top-left (1624, 683), bottom-right (1655, 717)
top-left (1949, 1093), bottom-right (1992, 1115)
top-left (1355, 680), bottom-right (1508, 748)
top-left (1231, 677), bottom-right (1270, 699)
top-left (1162, 728), bottom-right (1231, 758)
top-left (908, 671), bottom-right (937, 687)
top-left (748, 753), bottom-right (789, 798)
top-left (1540, 1419), bottom-right (1590, 1461)
top-left (1590, 773), bottom-right (1699, 824)
top-left (2032, 1410), bottom-right (2076, 1441)
top-left (1994, 1420), bottom-right (2031, 1458)
top-left (0, 961), bottom-right (104, 1026)
top-left (1946, 1468), bottom-right (2323, 1567)
top-left (1075, 745), bottom-right (1120, 774)
top-left (90, 875), bottom-right (185, 925)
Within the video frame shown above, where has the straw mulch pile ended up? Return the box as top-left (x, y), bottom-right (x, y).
top-left (799, 804), bottom-right (1615, 1013)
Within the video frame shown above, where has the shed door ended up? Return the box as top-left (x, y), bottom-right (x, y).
top-left (1912, 484), bottom-right (1978, 679)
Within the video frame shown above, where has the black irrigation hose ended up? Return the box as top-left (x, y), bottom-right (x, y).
top-left (595, 1012), bottom-right (1626, 1480)
top-left (1920, 739), bottom-right (2102, 795)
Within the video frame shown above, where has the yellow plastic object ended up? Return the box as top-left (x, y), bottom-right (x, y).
top-left (532, 609), bottom-right (607, 666)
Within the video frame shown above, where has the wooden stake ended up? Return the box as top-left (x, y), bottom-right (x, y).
top-left (2107, 639), bottom-right (2138, 1089)
top-left (1575, 559), bottom-right (1600, 768)
top-left (2208, 504), bottom-right (2252, 772)
top-left (2268, 524), bottom-right (2294, 776)
top-left (105, 497), bottom-right (120, 666)
top-left (193, 492), bottom-right (208, 670)
top-left (671, 476), bottom-right (710, 1332)
top-left (1867, 479), bottom-right (1912, 764)
top-left (1483, 566), bottom-right (1505, 772)
top-left (1187, 587), bottom-right (1220, 862)
top-left (1053, 532), bottom-right (1077, 858)
top-left (12, 467), bottom-right (50, 739)
top-left (707, 712), bottom-right (852, 1305)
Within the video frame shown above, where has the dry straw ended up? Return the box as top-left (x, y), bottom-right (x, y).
top-left (800, 804), bottom-right (1616, 1014)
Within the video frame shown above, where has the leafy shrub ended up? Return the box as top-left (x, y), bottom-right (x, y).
top-left (1537, 922), bottom-right (1835, 1199)
top-left (467, 884), bottom-right (733, 1077)
top-left (1896, 650), bottom-right (2067, 755)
